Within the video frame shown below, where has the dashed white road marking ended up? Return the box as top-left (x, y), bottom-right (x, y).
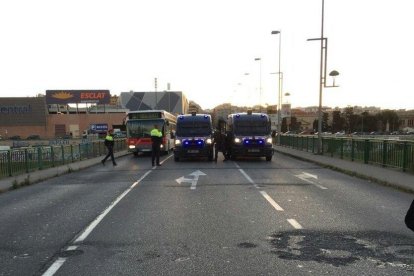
top-left (260, 191), bottom-right (284, 211)
top-left (236, 163), bottom-right (305, 230)
top-left (43, 168), bottom-right (154, 276)
top-left (42, 258), bottom-right (66, 276)
top-left (287, 219), bottom-right (303, 229)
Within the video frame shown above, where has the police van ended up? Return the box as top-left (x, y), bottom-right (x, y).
top-left (173, 113), bottom-right (214, 161)
top-left (227, 111), bottom-right (273, 161)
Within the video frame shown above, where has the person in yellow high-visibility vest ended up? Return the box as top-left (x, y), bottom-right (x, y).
top-left (101, 129), bottom-right (117, 166)
top-left (150, 124), bottom-right (162, 166)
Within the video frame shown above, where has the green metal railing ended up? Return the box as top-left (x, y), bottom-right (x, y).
top-left (280, 135), bottom-right (414, 173)
top-left (0, 139), bottom-right (126, 179)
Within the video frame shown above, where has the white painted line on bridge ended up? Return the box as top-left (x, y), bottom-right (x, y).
top-left (236, 163), bottom-right (305, 230)
top-left (260, 191), bottom-right (284, 211)
top-left (42, 169), bottom-right (153, 276)
top-left (287, 219), bottom-right (303, 229)
top-left (75, 170), bottom-right (152, 243)
top-left (42, 258), bottom-right (66, 276)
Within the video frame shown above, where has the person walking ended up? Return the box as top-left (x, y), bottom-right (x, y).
top-left (151, 124), bottom-right (162, 166)
top-left (101, 129), bottom-right (117, 166)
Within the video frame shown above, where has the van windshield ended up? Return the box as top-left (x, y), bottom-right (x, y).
top-left (176, 121), bottom-right (212, 136)
top-left (234, 120), bottom-right (269, 136)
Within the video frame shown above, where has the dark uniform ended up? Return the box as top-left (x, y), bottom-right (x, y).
top-left (151, 125), bottom-right (162, 166)
top-left (101, 129), bottom-right (117, 166)
top-left (214, 131), bottom-right (227, 162)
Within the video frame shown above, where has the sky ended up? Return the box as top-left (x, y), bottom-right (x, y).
top-left (0, 0), bottom-right (413, 111)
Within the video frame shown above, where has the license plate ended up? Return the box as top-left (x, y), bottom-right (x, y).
top-left (188, 150), bottom-right (199, 153)
top-left (248, 149), bottom-right (260, 153)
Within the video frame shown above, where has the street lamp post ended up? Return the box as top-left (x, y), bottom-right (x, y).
top-left (307, 0), bottom-right (339, 154)
top-left (254, 58), bottom-right (262, 112)
top-left (284, 92), bottom-right (291, 131)
top-left (271, 30), bottom-right (282, 144)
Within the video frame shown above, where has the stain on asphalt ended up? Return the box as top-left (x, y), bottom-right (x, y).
top-left (269, 230), bottom-right (414, 271)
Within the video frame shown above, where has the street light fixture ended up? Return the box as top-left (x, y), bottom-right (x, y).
top-left (271, 30), bottom-right (282, 144)
top-left (307, 0), bottom-right (339, 154)
top-left (254, 58), bottom-right (262, 112)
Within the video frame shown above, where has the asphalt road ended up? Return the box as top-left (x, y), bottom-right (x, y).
top-left (0, 152), bottom-right (413, 276)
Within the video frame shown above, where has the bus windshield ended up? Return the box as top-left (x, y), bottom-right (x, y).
top-left (176, 121), bottom-right (212, 136)
top-left (234, 120), bottom-right (269, 136)
top-left (127, 119), bottom-right (165, 138)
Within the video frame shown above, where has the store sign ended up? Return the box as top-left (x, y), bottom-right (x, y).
top-left (46, 90), bottom-right (111, 104)
top-left (0, 98), bottom-right (46, 126)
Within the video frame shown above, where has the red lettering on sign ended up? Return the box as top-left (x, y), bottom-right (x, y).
top-left (80, 93), bottom-right (106, 99)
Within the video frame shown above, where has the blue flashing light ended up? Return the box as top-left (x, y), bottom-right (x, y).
top-left (260, 114), bottom-right (265, 118)
top-left (179, 115), bottom-right (184, 120)
top-left (236, 114), bottom-right (240, 118)
top-left (204, 115), bottom-right (208, 119)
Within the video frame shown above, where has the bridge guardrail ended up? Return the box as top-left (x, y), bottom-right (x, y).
top-left (0, 139), bottom-right (126, 179)
top-left (279, 135), bottom-right (414, 173)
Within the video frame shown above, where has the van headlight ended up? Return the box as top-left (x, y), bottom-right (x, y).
top-left (266, 137), bottom-right (272, 144)
top-left (175, 139), bottom-right (181, 145)
top-left (206, 138), bottom-right (212, 144)
top-left (234, 137), bottom-right (242, 144)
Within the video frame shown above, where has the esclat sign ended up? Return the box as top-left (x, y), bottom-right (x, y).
top-left (46, 90), bottom-right (111, 104)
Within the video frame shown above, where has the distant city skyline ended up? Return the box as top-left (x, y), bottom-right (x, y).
top-left (0, 0), bottom-right (413, 111)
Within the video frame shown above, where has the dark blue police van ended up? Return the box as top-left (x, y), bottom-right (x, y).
top-left (227, 111), bottom-right (273, 161)
top-left (173, 113), bottom-right (214, 161)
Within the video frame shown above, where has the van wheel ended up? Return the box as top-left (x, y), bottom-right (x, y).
top-left (266, 155), bottom-right (272, 161)
top-left (208, 152), bottom-right (213, 161)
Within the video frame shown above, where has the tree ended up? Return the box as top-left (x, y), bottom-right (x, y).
top-left (332, 111), bottom-right (342, 133)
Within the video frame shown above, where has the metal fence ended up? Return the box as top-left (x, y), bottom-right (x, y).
top-left (0, 139), bottom-right (126, 179)
top-left (279, 135), bottom-right (414, 173)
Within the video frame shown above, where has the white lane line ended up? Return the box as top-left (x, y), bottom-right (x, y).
top-left (43, 170), bottom-right (153, 276)
top-left (75, 170), bottom-right (152, 243)
top-left (238, 168), bottom-right (259, 189)
top-left (152, 153), bottom-right (173, 169)
top-left (66, 245), bottom-right (78, 251)
top-left (42, 258), bottom-right (66, 276)
top-left (237, 165), bottom-right (283, 211)
top-left (260, 191), bottom-right (284, 211)
top-left (287, 219), bottom-right (303, 229)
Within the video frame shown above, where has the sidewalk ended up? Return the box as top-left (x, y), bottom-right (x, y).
top-left (274, 145), bottom-right (414, 194)
top-left (0, 151), bottom-right (130, 193)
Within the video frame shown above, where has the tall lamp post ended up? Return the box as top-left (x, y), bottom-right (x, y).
top-left (271, 30), bottom-right (282, 144)
top-left (307, 0), bottom-right (339, 154)
top-left (284, 92), bottom-right (291, 131)
top-left (254, 58), bottom-right (262, 112)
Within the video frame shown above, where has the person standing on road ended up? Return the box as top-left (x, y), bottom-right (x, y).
top-left (101, 129), bottom-right (117, 166)
top-left (151, 124), bottom-right (162, 166)
top-left (213, 130), bottom-right (227, 162)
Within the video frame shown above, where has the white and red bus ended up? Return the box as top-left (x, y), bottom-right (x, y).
top-left (125, 110), bottom-right (177, 156)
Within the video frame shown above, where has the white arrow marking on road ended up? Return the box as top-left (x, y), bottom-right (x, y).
top-left (175, 170), bottom-right (206, 190)
top-left (295, 172), bottom-right (327, 190)
top-left (175, 176), bottom-right (194, 184)
top-left (302, 172), bottom-right (318, 179)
